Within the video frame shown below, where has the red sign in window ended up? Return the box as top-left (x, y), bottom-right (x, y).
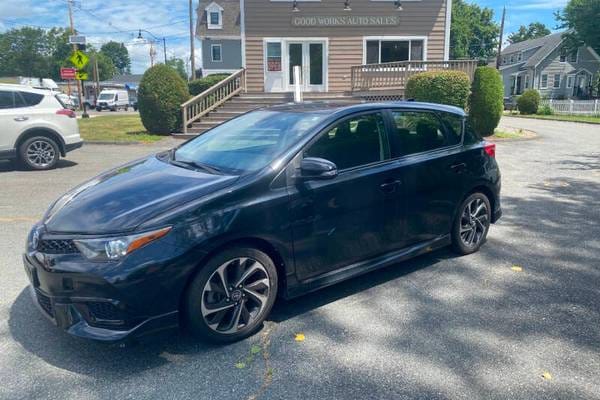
top-left (267, 58), bottom-right (281, 72)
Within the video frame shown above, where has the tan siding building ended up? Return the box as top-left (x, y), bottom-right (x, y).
top-left (198, 0), bottom-right (452, 92)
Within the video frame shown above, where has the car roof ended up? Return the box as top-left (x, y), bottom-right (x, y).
top-left (263, 101), bottom-right (466, 117)
top-left (0, 83), bottom-right (54, 95)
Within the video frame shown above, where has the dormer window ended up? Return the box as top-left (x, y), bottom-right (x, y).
top-left (206, 2), bottom-right (224, 30)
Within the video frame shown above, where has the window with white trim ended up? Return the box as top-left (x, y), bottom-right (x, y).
top-left (365, 39), bottom-right (424, 64)
top-left (206, 2), bottom-right (223, 30)
top-left (524, 75), bottom-right (530, 89)
top-left (540, 74), bottom-right (548, 88)
top-left (567, 75), bottom-right (574, 88)
top-left (211, 44), bottom-right (222, 62)
top-left (553, 73), bottom-right (561, 88)
top-left (568, 50), bottom-right (578, 62)
top-left (517, 52), bottom-right (523, 62)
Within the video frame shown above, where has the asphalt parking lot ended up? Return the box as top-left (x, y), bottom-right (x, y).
top-left (1, 117), bottom-right (599, 400)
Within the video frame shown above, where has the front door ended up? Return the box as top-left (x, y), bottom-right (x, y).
top-left (289, 111), bottom-right (401, 281)
top-left (286, 41), bottom-right (326, 92)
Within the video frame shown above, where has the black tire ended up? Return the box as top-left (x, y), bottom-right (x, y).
top-left (96, 107), bottom-right (102, 112)
top-left (124, 106), bottom-right (129, 111)
top-left (110, 107), bottom-right (116, 112)
top-left (451, 192), bottom-right (491, 255)
top-left (18, 136), bottom-right (60, 171)
top-left (185, 247), bottom-right (278, 343)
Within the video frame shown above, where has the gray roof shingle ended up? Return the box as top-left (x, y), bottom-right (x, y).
top-left (501, 32), bottom-right (565, 68)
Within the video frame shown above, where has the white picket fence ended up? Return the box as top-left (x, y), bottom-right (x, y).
top-left (539, 99), bottom-right (600, 115)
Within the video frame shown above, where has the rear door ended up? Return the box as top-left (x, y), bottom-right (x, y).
top-left (289, 111), bottom-right (405, 281)
top-left (385, 109), bottom-right (465, 244)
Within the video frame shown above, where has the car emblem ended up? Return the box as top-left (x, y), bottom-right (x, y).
top-left (32, 229), bottom-right (40, 250)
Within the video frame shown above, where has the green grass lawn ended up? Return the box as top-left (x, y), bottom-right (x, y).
top-left (78, 115), bottom-right (167, 143)
top-left (505, 112), bottom-right (600, 124)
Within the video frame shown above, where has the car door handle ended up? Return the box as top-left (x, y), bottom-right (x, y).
top-left (449, 162), bottom-right (467, 172)
top-left (380, 179), bottom-right (402, 193)
top-left (14, 116), bottom-right (29, 122)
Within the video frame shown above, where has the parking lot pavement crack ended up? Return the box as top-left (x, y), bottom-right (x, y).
top-left (246, 321), bottom-right (277, 400)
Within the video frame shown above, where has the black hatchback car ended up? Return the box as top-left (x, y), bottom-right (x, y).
top-left (23, 102), bottom-right (501, 343)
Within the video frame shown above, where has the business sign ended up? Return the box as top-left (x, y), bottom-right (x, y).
top-left (69, 50), bottom-right (89, 69)
top-left (292, 15), bottom-right (400, 27)
top-left (69, 35), bottom-right (86, 45)
top-left (60, 67), bottom-right (77, 80)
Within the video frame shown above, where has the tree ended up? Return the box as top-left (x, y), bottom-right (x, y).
top-left (507, 22), bottom-right (551, 44)
top-left (82, 46), bottom-right (117, 81)
top-left (0, 27), bottom-right (52, 78)
top-left (450, 0), bottom-right (499, 60)
top-left (166, 58), bottom-right (188, 81)
top-left (555, 0), bottom-right (600, 53)
top-left (100, 41), bottom-right (131, 74)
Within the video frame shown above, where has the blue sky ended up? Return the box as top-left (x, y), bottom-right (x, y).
top-left (0, 0), bottom-right (570, 74)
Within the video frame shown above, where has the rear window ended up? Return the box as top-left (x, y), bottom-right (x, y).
top-left (19, 91), bottom-right (44, 106)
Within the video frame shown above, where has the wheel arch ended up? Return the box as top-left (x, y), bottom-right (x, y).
top-left (15, 127), bottom-right (66, 156)
top-left (178, 236), bottom-right (289, 315)
top-left (455, 184), bottom-right (497, 224)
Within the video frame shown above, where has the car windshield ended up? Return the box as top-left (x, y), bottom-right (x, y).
top-left (98, 93), bottom-right (114, 100)
top-left (173, 110), bottom-right (329, 175)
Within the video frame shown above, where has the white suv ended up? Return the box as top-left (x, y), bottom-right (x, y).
top-left (0, 84), bottom-right (83, 170)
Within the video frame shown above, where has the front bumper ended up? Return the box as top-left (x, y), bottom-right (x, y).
top-left (22, 250), bottom-right (182, 342)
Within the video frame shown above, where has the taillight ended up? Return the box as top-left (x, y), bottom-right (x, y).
top-left (483, 142), bottom-right (496, 158)
top-left (56, 109), bottom-right (76, 118)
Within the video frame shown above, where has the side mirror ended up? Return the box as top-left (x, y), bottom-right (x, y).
top-left (299, 157), bottom-right (338, 180)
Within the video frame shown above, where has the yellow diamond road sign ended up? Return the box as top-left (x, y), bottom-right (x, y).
top-left (75, 71), bottom-right (88, 81)
top-left (69, 50), bottom-right (89, 69)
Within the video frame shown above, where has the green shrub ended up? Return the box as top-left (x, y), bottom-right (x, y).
top-left (188, 74), bottom-right (230, 96)
top-left (538, 104), bottom-right (553, 115)
top-left (516, 89), bottom-right (540, 115)
top-left (468, 67), bottom-right (504, 137)
top-left (138, 64), bottom-right (190, 134)
top-left (405, 71), bottom-right (471, 109)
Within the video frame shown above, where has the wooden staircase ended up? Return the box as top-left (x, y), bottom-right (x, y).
top-left (175, 90), bottom-right (359, 139)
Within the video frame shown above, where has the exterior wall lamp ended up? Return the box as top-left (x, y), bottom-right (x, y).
top-left (394, 0), bottom-right (403, 11)
top-left (292, 0), bottom-right (300, 12)
top-left (344, 0), bottom-right (352, 11)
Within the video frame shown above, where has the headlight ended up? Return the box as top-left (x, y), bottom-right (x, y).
top-left (74, 226), bottom-right (172, 261)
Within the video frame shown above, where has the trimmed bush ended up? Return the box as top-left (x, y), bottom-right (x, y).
top-left (138, 64), bottom-right (190, 134)
top-left (405, 71), bottom-right (471, 109)
top-left (468, 67), bottom-right (504, 137)
top-left (517, 89), bottom-right (541, 115)
top-left (538, 104), bottom-right (553, 115)
top-left (188, 74), bottom-right (230, 96)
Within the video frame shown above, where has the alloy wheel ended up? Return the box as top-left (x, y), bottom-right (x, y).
top-left (459, 197), bottom-right (489, 247)
top-left (26, 140), bottom-right (56, 168)
top-left (201, 257), bottom-right (271, 334)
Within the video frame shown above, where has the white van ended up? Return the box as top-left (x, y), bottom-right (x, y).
top-left (96, 89), bottom-right (129, 111)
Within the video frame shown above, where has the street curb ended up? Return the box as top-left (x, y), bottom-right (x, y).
top-left (83, 141), bottom-right (165, 146)
top-left (504, 115), bottom-right (600, 126)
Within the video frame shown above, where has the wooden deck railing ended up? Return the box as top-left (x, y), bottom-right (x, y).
top-left (350, 60), bottom-right (478, 93)
top-left (182, 68), bottom-right (246, 134)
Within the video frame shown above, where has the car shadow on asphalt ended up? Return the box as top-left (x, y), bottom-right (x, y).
top-left (0, 159), bottom-right (78, 173)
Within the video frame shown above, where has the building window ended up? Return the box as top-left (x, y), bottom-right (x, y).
top-left (365, 38), bottom-right (425, 64)
top-left (510, 54), bottom-right (514, 63)
top-left (567, 75), bottom-right (574, 88)
top-left (266, 42), bottom-right (282, 72)
top-left (211, 44), bottom-right (222, 62)
top-left (517, 52), bottom-right (523, 62)
top-left (568, 50), bottom-right (578, 62)
top-left (206, 2), bottom-right (223, 29)
top-left (553, 74), bottom-right (561, 88)
top-left (524, 75), bottom-right (530, 89)
top-left (540, 74), bottom-right (548, 89)
top-left (502, 56), bottom-right (507, 65)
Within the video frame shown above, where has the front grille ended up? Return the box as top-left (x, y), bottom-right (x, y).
top-left (38, 239), bottom-right (79, 254)
top-left (87, 302), bottom-right (124, 322)
top-left (36, 291), bottom-right (54, 317)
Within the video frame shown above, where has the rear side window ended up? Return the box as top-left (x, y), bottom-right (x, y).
top-left (19, 91), bottom-right (44, 107)
top-left (0, 91), bottom-right (14, 109)
top-left (305, 112), bottom-right (387, 170)
top-left (438, 112), bottom-right (464, 144)
top-left (464, 121), bottom-right (483, 145)
top-left (389, 111), bottom-right (459, 158)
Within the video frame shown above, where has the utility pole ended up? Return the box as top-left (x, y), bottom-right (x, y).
top-left (163, 38), bottom-right (167, 64)
top-left (189, 0), bottom-right (196, 80)
top-left (94, 57), bottom-right (100, 106)
top-left (496, 6), bottom-right (506, 70)
top-left (67, 0), bottom-right (84, 111)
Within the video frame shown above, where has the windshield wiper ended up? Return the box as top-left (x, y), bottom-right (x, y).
top-left (169, 157), bottom-right (224, 175)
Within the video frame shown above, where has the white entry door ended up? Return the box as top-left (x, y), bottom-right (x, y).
top-left (285, 41), bottom-right (326, 92)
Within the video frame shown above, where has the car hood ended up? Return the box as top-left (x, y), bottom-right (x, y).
top-left (43, 155), bottom-right (238, 234)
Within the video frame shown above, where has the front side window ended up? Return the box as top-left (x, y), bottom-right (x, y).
top-left (305, 113), bottom-right (386, 170)
top-left (174, 110), bottom-right (329, 174)
top-left (389, 111), bottom-right (457, 157)
top-left (365, 39), bottom-right (424, 64)
top-left (553, 74), bottom-right (561, 88)
top-left (98, 93), bottom-right (114, 100)
top-left (0, 91), bottom-right (14, 109)
top-left (211, 44), bottom-right (222, 62)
